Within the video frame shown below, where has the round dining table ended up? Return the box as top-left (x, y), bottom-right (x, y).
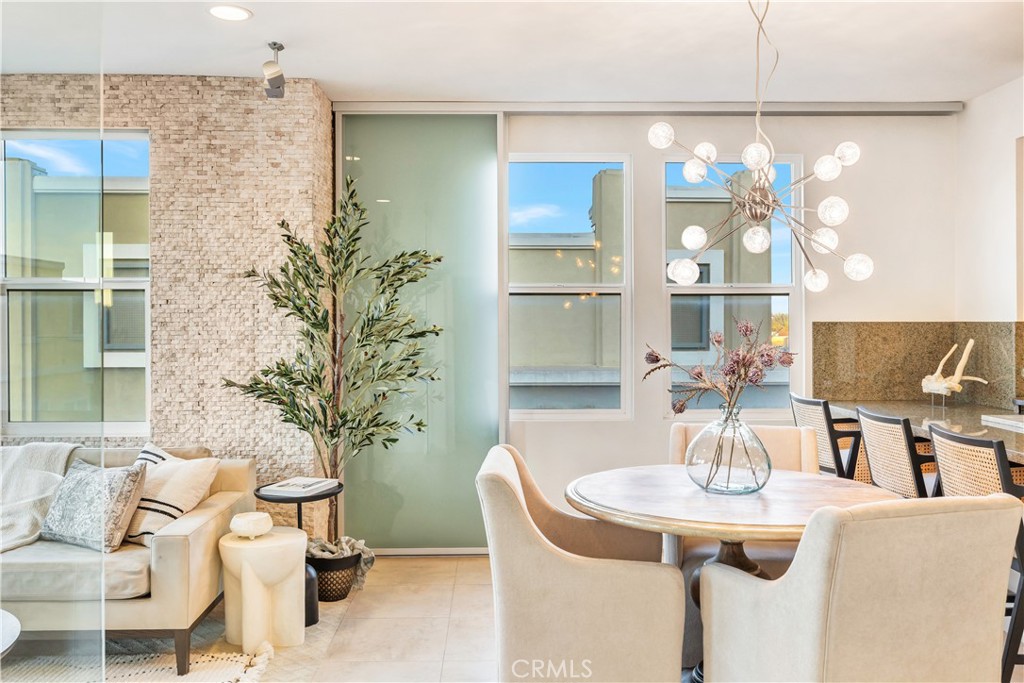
top-left (565, 466), bottom-right (900, 683)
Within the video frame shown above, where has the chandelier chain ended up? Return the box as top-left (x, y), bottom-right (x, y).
top-left (749, 0), bottom-right (780, 164)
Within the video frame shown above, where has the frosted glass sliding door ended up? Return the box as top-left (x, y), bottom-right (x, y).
top-left (340, 114), bottom-right (498, 549)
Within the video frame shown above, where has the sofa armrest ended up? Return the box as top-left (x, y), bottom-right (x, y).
top-left (150, 490), bottom-right (252, 626)
top-left (210, 457), bottom-right (255, 502)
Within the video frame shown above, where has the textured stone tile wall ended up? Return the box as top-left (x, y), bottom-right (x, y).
top-left (952, 321), bottom-right (1019, 408)
top-left (1016, 322), bottom-right (1024, 401)
top-left (1, 75), bottom-right (334, 532)
top-left (814, 321), bottom-right (1023, 410)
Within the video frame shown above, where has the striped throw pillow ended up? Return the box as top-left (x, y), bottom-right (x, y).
top-left (124, 443), bottom-right (219, 547)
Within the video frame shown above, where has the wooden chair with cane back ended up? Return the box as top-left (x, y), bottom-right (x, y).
top-left (857, 408), bottom-right (941, 498)
top-left (790, 393), bottom-right (871, 483)
top-left (929, 425), bottom-right (1024, 683)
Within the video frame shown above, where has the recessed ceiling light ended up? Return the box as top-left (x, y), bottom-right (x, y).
top-left (209, 5), bottom-right (252, 21)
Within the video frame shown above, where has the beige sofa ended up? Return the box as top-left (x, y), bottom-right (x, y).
top-left (0, 446), bottom-right (255, 675)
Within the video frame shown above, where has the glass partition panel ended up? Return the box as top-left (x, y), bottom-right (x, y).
top-left (341, 114), bottom-right (498, 549)
top-left (7, 290), bottom-right (104, 422)
top-left (3, 138), bottom-right (102, 279)
top-left (510, 293), bottom-right (621, 409)
top-left (0, 4), bottom-right (107, 679)
top-left (670, 294), bottom-right (791, 409)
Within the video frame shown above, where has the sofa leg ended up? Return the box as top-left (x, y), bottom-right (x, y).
top-left (174, 629), bottom-right (190, 675)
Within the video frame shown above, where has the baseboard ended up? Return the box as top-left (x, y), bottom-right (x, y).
top-left (372, 547), bottom-right (489, 556)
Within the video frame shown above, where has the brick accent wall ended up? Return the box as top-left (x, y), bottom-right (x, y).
top-left (1, 75), bottom-right (334, 532)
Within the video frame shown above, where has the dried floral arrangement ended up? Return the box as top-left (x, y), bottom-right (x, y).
top-left (643, 319), bottom-right (795, 415)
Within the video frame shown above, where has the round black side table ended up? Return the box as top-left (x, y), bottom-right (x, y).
top-left (254, 482), bottom-right (344, 627)
top-left (254, 482), bottom-right (345, 531)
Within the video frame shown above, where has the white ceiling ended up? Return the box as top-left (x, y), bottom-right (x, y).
top-left (2, 1), bottom-right (1021, 103)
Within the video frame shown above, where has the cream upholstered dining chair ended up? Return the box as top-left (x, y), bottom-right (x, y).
top-left (476, 445), bottom-right (685, 682)
top-left (858, 408), bottom-right (939, 498)
top-left (790, 393), bottom-right (872, 482)
top-left (701, 495), bottom-right (1023, 682)
top-left (670, 423), bottom-right (817, 668)
top-left (929, 426), bottom-right (1024, 683)
top-left (501, 444), bottom-right (662, 562)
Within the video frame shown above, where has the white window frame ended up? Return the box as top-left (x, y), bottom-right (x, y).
top-left (661, 153), bottom-right (805, 424)
top-left (0, 129), bottom-right (151, 438)
top-left (507, 152), bottom-right (633, 421)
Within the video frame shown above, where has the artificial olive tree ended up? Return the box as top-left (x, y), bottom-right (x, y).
top-left (225, 177), bottom-right (442, 541)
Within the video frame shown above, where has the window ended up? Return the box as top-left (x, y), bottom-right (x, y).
top-left (507, 158), bottom-right (630, 413)
top-left (664, 158), bottom-right (800, 413)
top-left (670, 294), bottom-right (792, 409)
top-left (1, 131), bottom-right (150, 434)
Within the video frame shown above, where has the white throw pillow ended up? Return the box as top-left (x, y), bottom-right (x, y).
top-left (124, 443), bottom-right (219, 547)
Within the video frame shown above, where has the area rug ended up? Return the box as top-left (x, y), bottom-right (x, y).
top-left (0, 642), bottom-right (272, 683)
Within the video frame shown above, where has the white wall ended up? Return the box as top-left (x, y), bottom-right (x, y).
top-left (954, 76), bottom-right (1024, 322)
top-left (506, 113), bottom-right (958, 508)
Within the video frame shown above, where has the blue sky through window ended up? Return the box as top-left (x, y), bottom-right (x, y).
top-left (509, 161), bottom-right (623, 234)
top-left (4, 138), bottom-right (149, 178)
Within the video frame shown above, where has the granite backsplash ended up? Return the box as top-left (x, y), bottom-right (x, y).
top-left (813, 321), bottom-right (1024, 410)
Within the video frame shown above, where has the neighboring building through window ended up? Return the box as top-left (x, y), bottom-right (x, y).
top-left (665, 160), bottom-right (798, 411)
top-left (2, 132), bottom-right (150, 434)
top-left (508, 158), bottom-right (629, 412)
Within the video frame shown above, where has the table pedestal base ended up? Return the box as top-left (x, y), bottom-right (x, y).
top-left (689, 540), bottom-right (771, 683)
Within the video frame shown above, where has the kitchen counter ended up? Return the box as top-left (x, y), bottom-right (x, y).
top-left (829, 400), bottom-right (1024, 464)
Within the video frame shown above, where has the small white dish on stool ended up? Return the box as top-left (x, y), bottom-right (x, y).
top-left (230, 512), bottom-right (273, 539)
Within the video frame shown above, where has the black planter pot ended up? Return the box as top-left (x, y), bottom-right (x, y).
top-left (307, 553), bottom-right (361, 601)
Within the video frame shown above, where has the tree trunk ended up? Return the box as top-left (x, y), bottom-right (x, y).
top-left (327, 441), bottom-right (342, 542)
top-left (327, 495), bottom-right (339, 543)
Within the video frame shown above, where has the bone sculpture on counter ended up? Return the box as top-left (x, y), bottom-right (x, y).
top-left (921, 338), bottom-right (988, 396)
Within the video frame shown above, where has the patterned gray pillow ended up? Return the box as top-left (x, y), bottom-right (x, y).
top-left (41, 460), bottom-right (147, 553)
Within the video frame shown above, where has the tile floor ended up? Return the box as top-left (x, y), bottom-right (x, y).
top-left (20, 554), bottom-right (1022, 682)
top-left (271, 556), bottom-right (496, 683)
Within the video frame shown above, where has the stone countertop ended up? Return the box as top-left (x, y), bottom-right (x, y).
top-left (830, 400), bottom-right (1024, 464)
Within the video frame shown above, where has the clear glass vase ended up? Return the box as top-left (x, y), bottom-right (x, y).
top-left (685, 404), bottom-right (772, 494)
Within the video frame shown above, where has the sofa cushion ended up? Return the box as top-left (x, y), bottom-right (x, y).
top-left (124, 443), bottom-right (219, 547)
top-left (71, 446), bottom-right (214, 469)
top-left (0, 540), bottom-right (151, 601)
top-left (41, 460), bottom-right (147, 552)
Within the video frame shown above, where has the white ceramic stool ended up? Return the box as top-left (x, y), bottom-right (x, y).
top-left (219, 526), bottom-right (306, 653)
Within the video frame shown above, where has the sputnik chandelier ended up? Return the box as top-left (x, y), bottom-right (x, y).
top-left (648, 0), bottom-right (873, 293)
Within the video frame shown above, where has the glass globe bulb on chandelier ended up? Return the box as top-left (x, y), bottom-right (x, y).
top-left (681, 225), bottom-right (709, 250)
top-left (656, 0), bottom-right (872, 293)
